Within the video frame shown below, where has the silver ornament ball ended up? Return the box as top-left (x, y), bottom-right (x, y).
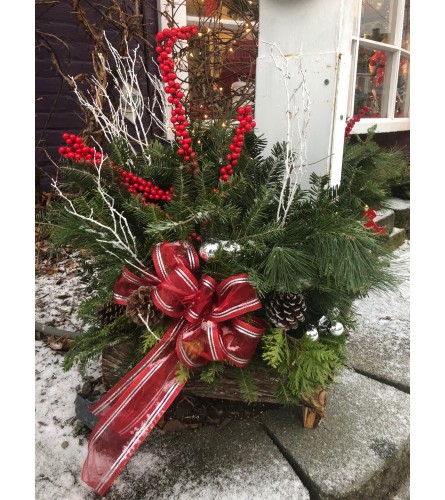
top-left (199, 240), bottom-right (241, 262)
top-left (305, 325), bottom-right (319, 341)
top-left (199, 241), bottom-right (219, 262)
top-left (329, 321), bottom-right (345, 336)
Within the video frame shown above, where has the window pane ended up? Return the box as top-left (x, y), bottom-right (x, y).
top-left (354, 45), bottom-right (392, 118)
top-left (402, 0), bottom-right (410, 50)
top-left (360, 0), bottom-right (397, 44)
top-left (395, 55), bottom-right (409, 117)
top-left (185, 0), bottom-right (259, 119)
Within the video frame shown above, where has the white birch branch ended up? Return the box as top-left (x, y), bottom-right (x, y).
top-left (71, 33), bottom-right (173, 158)
top-left (263, 41), bottom-right (312, 222)
top-left (51, 151), bottom-right (146, 272)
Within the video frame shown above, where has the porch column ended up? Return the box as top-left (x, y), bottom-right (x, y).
top-left (255, 0), bottom-right (356, 188)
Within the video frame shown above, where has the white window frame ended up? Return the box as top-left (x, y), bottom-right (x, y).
top-left (348, 0), bottom-right (410, 134)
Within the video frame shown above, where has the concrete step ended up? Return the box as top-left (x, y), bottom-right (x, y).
top-left (261, 369), bottom-right (410, 500)
top-left (374, 208), bottom-right (395, 233)
top-left (347, 241), bottom-right (410, 393)
top-left (103, 420), bottom-right (310, 500)
top-left (387, 227), bottom-right (406, 250)
top-left (392, 478), bottom-right (410, 499)
top-left (385, 198), bottom-right (410, 237)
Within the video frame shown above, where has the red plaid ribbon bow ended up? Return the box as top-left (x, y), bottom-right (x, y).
top-left (82, 241), bottom-right (265, 495)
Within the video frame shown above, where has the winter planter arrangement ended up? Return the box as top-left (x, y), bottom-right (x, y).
top-left (44, 26), bottom-right (399, 496)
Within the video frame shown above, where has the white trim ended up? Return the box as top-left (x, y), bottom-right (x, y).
top-left (330, 53), bottom-right (352, 187)
top-left (352, 117), bottom-right (410, 134)
top-left (349, 0), bottom-right (409, 130)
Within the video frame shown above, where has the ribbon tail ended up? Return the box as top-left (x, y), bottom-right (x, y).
top-left (90, 319), bottom-right (185, 419)
top-left (81, 349), bottom-right (184, 496)
top-left (82, 320), bottom-right (187, 496)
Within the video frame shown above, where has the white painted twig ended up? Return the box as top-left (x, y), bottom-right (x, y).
top-left (51, 151), bottom-right (145, 271)
top-left (137, 313), bottom-right (161, 340)
top-left (71, 33), bottom-right (172, 158)
top-left (263, 41), bottom-right (312, 221)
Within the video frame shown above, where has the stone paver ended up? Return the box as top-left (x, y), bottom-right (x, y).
top-left (392, 478), bottom-right (410, 499)
top-left (261, 370), bottom-right (410, 500)
top-left (347, 241), bottom-right (410, 392)
top-left (105, 420), bottom-right (310, 500)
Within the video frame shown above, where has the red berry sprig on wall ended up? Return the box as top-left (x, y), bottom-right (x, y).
top-left (155, 25), bottom-right (199, 170)
top-left (220, 105), bottom-right (256, 182)
top-left (344, 105), bottom-right (371, 140)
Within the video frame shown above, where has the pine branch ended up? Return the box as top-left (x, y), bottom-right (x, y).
top-left (235, 365), bottom-right (258, 403)
top-left (259, 246), bottom-right (316, 293)
top-left (199, 362), bottom-right (226, 384)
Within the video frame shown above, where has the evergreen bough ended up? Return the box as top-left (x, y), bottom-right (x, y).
top-left (45, 122), bottom-right (402, 405)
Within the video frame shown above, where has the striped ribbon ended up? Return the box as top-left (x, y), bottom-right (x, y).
top-left (81, 241), bottom-right (265, 495)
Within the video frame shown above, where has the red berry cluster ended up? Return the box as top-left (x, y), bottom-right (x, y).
top-left (155, 26), bottom-right (199, 170)
top-left (119, 171), bottom-right (173, 203)
top-left (187, 231), bottom-right (201, 243)
top-left (344, 105), bottom-right (371, 140)
top-left (220, 106), bottom-right (256, 182)
top-left (58, 133), bottom-right (173, 206)
top-left (59, 133), bottom-right (105, 164)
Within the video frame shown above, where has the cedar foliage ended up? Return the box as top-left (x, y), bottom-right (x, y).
top-left (339, 125), bottom-right (409, 214)
top-left (45, 122), bottom-right (402, 404)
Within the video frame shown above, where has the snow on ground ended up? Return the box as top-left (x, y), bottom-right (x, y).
top-left (35, 252), bottom-right (89, 332)
top-left (346, 241), bottom-right (410, 390)
top-left (35, 341), bottom-right (99, 500)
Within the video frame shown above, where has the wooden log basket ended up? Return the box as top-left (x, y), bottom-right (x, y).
top-left (101, 342), bottom-right (327, 429)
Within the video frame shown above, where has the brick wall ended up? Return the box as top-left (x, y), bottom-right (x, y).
top-left (35, 0), bottom-right (158, 193)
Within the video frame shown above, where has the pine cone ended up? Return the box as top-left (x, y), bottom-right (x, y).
top-left (125, 286), bottom-right (164, 327)
top-left (97, 301), bottom-right (125, 326)
top-left (265, 292), bottom-right (307, 330)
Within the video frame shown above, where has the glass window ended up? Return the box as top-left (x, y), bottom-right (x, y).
top-left (350, 0), bottom-right (410, 127)
top-left (183, 0), bottom-right (259, 119)
top-left (401, 0), bottom-right (410, 50)
top-left (360, 0), bottom-right (397, 44)
top-left (354, 46), bottom-right (393, 118)
top-left (395, 55), bottom-right (409, 117)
